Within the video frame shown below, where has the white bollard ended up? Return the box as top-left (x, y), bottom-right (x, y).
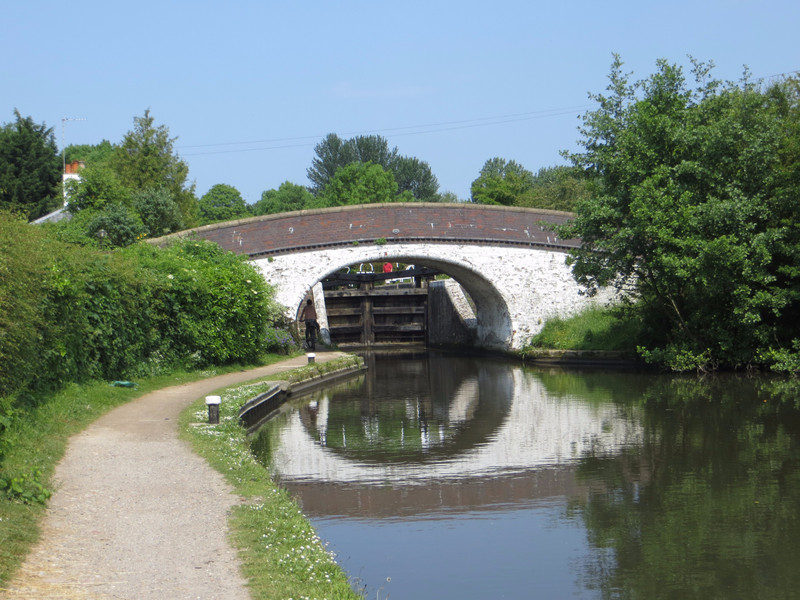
top-left (307, 353), bottom-right (316, 364)
top-left (205, 395), bottom-right (221, 424)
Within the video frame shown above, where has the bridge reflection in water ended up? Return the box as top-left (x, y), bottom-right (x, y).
top-left (251, 354), bottom-right (800, 600)
top-left (251, 352), bottom-right (644, 518)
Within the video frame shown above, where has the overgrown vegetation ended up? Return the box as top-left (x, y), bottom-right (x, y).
top-left (0, 210), bottom-right (298, 506)
top-left (56, 110), bottom-right (199, 243)
top-left (560, 58), bottom-right (800, 372)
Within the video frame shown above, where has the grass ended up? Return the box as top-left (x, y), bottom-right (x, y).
top-left (179, 355), bottom-right (364, 599)
top-left (0, 355), bottom-right (311, 592)
top-left (523, 304), bottom-right (642, 355)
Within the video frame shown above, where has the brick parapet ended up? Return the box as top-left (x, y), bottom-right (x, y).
top-left (154, 203), bottom-right (578, 256)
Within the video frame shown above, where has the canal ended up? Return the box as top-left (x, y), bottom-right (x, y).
top-left (250, 351), bottom-right (800, 599)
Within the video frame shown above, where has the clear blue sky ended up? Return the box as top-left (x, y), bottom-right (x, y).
top-left (3, 1), bottom-right (798, 204)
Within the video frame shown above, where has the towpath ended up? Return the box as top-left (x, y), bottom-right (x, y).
top-left (2, 352), bottom-right (344, 600)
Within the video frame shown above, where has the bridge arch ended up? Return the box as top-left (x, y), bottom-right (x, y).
top-left (252, 244), bottom-right (514, 349)
top-left (156, 203), bottom-right (615, 350)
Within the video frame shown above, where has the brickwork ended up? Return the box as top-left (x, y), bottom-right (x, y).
top-left (162, 203), bottom-right (578, 257)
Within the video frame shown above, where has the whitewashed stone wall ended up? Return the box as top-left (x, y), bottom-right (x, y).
top-left (252, 242), bottom-right (616, 351)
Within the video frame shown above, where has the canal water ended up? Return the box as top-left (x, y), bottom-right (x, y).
top-left (250, 351), bottom-right (800, 599)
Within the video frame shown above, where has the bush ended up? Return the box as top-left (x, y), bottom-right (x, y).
top-left (0, 213), bottom-right (51, 395)
top-left (124, 239), bottom-right (283, 366)
top-left (1, 215), bottom-right (286, 398)
top-left (264, 316), bottom-right (299, 355)
top-left (31, 244), bottom-right (158, 389)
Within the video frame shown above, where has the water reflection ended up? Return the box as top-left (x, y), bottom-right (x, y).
top-left (252, 353), bottom-right (643, 514)
top-left (250, 353), bottom-right (800, 599)
top-left (570, 375), bottom-right (800, 600)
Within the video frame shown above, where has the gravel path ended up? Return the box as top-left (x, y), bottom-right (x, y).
top-left (2, 352), bottom-right (343, 600)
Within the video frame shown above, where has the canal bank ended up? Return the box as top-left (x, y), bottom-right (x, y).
top-left (1, 351), bottom-right (361, 600)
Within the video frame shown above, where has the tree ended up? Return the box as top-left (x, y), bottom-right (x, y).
top-left (563, 56), bottom-right (800, 371)
top-left (85, 203), bottom-right (146, 248)
top-left (470, 157), bottom-right (535, 205)
top-left (131, 187), bottom-right (184, 236)
top-left (471, 160), bottom-right (589, 210)
top-left (66, 163), bottom-right (130, 212)
top-left (111, 110), bottom-right (198, 226)
top-left (307, 133), bottom-right (351, 195)
top-left (0, 110), bottom-right (62, 220)
top-left (65, 140), bottom-right (116, 168)
top-left (51, 114), bottom-right (199, 245)
top-left (347, 134), bottom-right (400, 167)
top-left (307, 133), bottom-right (439, 200)
top-left (312, 162), bottom-right (400, 208)
top-left (393, 156), bottom-right (440, 201)
top-left (517, 166), bottom-right (591, 212)
top-left (253, 181), bottom-right (314, 215)
top-left (438, 191), bottom-right (463, 203)
top-left (198, 184), bottom-right (250, 225)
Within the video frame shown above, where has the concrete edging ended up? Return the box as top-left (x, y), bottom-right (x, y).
top-left (238, 359), bottom-right (367, 432)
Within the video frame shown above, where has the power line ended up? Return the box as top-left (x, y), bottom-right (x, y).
top-left (765, 69), bottom-right (799, 79)
top-left (178, 106), bottom-right (589, 157)
top-left (176, 67), bottom-right (800, 158)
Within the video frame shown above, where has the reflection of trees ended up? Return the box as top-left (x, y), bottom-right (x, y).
top-left (571, 376), bottom-right (800, 599)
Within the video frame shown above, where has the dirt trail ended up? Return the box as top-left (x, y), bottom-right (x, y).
top-left (2, 352), bottom-right (343, 600)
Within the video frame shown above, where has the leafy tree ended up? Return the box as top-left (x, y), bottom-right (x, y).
top-left (393, 156), bottom-right (440, 201)
top-left (470, 157), bottom-right (535, 206)
top-left (110, 109), bottom-right (198, 227)
top-left (253, 181), bottom-right (314, 215)
top-left (85, 203), bottom-right (146, 248)
top-left (52, 113), bottom-right (198, 246)
top-left (66, 163), bottom-right (130, 212)
top-left (438, 191), bottom-right (463, 203)
top-left (0, 110), bottom-right (62, 220)
top-left (198, 183), bottom-right (250, 224)
top-left (312, 162), bottom-right (401, 208)
top-left (64, 140), bottom-right (116, 168)
top-left (347, 134), bottom-right (400, 167)
top-left (562, 56), bottom-right (800, 371)
top-left (519, 166), bottom-right (591, 212)
top-left (46, 208), bottom-right (99, 247)
top-left (307, 133), bottom-right (438, 200)
top-left (131, 187), bottom-right (184, 236)
top-left (307, 133), bottom-right (351, 195)
top-left (471, 160), bottom-right (589, 210)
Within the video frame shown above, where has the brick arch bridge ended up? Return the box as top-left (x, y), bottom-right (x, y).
top-left (162, 203), bottom-right (612, 351)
